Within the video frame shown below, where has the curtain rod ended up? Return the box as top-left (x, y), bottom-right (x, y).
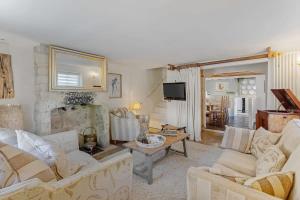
top-left (168, 47), bottom-right (278, 71)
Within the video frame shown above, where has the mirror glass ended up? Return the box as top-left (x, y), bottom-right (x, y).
top-left (49, 46), bottom-right (107, 91)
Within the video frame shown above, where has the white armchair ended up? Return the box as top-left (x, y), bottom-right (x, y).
top-left (110, 108), bottom-right (140, 142)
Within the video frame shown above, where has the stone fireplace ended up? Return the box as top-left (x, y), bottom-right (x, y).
top-left (34, 44), bottom-right (110, 147)
top-left (51, 105), bottom-right (109, 147)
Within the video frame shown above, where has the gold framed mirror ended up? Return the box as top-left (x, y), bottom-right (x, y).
top-left (49, 46), bottom-right (107, 91)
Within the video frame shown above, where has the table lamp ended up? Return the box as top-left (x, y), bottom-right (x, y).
top-left (0, 105), bottom-right (23, 129)
top-left (130, 101), bottom-right (142, 114)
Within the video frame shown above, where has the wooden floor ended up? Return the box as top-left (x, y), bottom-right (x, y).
top-left (228, 115), bottom-right (249, 128)
top-left (206, 115), bottom-right (249, 131)
top-left (200, 130), bottom-right (223, 146)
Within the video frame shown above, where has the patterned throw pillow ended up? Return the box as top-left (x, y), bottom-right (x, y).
top-left (112, 107), bottom-right (129, 118)
top-left (250, 127), bottom-right (281, 159)
top-left (0, 142), bottom-right (56, 188)
top-left (16, 130), bottom-right (81, 179)
top-left (256, 145), bottom-right (286, 175)
top-left (0, 153), bottom-right (17, 188)
top-left (220, 126), bottom-right (255, 153)
top-left (244, 171), bottom-right (294, 199)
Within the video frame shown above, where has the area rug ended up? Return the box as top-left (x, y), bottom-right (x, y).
top-left (132, 141), bottom-right (223, 200)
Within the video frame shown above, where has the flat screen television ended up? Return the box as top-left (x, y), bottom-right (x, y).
top-left (163, 82), bottom-right (186, 101)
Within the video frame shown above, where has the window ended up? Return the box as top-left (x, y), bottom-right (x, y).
top-left (57, 72), bottom-right (81, 87)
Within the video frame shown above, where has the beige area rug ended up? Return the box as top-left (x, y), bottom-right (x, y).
top-left (132, 141), bottom-right (223, 200)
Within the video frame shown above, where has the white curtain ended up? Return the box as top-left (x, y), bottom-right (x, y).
top-left (177, 68), bottom-right (201, 141)
top-left (267, 51), bottom-right (300, 109)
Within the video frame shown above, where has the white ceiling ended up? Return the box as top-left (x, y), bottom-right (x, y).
top-left (0, 0), bottom-right (300, 68)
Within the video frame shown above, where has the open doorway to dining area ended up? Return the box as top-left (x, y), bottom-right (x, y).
top-left (203, 62), bottom-right (268, 131)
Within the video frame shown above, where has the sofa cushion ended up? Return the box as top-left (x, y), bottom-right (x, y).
top-left (16, 130), bottom-right (81, 179)
top-left (244, 171), bottom-right (294, 199)
top-left (0, 142), bottom-right (56, 188)
top-left (221, 126), bottom-right (255, 153)
top-left (256, 145), bottom-right (286, 176)
top-left (66, 150), bottom-right (98, 172)
top-left (216, 149), bottom-right (256, 177)
top-left (250, 127), bottom-right (281, 159)
top-left (277, 119), bottom-right (300, 158)
top-left (281, 143), bottom-right (300, 200)
top-left (209, 163), bottom-right (250, 178)
top-left (0, 128), bottom-right (17, 146)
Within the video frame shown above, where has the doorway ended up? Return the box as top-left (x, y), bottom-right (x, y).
top-left (204, 75), bottom-right (266, 131)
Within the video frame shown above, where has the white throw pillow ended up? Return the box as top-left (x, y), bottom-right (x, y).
top-left (43, 130), bottom-right (79, 153)
top-left (256, 145), bottom-right (286, 176)
top-left (250, 127), bottom-right (281, 159)
top-left (16, 130), bottom-right (81, 179)
top-left (0, 128), bottom-right (17, 146)
top-left (221, 126), bottom-right (255, 153)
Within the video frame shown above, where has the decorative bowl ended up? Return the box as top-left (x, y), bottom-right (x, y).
top-left (135, 134), bottom-right (166, 148)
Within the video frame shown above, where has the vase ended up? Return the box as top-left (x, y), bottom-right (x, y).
top-left (136, 115), bottom-right (150, 143)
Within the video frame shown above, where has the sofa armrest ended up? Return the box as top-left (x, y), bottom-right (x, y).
top-left (187, 167), bottom-right (281, 200)
top-left (52, 152), bottom-right (133, 199)
top-left (0, 152), bottom-right (133, 200)
top-left (43, 130), bottom-right (79, 153)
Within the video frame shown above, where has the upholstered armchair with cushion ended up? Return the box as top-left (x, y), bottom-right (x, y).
top-left (110, 107), bottom-right (140, 142)
top-left (187, 120), bottom-right (300, 200)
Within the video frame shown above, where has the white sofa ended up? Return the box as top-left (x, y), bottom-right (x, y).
top-left (0, 130), bottom-right (133, 200)
top-left (187, 119), bottom-right (300, 200)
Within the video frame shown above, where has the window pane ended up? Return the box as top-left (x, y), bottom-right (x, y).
top-left (57, 73), bottom-right (81, 87)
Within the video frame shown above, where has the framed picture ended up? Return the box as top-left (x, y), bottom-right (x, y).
top-left (108, 73), bottom-right (122, 98)
top-left (215, 82), bottom-right (228, 92)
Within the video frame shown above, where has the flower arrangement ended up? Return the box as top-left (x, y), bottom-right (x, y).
top-left (64, 92), bottom-right (95, 105)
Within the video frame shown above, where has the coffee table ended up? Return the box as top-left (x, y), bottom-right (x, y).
top-left (123, 132), bottom-right (189, 184)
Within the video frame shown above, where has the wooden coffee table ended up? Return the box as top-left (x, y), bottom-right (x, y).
top-left (123, 132), bottom-right (189, 184)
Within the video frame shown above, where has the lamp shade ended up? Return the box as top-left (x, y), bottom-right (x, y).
top-left (0, 105), bottom-right (23, 129)
top-left (130, 101), bottom-right (142, 111)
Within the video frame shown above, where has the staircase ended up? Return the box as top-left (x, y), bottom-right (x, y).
top-left (149, 101), bottom-right (168, 129)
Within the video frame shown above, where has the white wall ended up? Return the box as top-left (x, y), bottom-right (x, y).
top-left (0, 31), bottom-right (38, 131)
top-left (0, 30), bottom-right (162, 132)
top-left (204, 62), bottom-right (268, 76)
top-left (108, 63), bottom-right (163, 114)
top-left (165, 70), bottom-right (185, 126)
top-left (206, 78), bottom-right (238, 95)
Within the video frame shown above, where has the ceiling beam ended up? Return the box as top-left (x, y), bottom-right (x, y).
top-left (168, 48), bottom-right (278, 71)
